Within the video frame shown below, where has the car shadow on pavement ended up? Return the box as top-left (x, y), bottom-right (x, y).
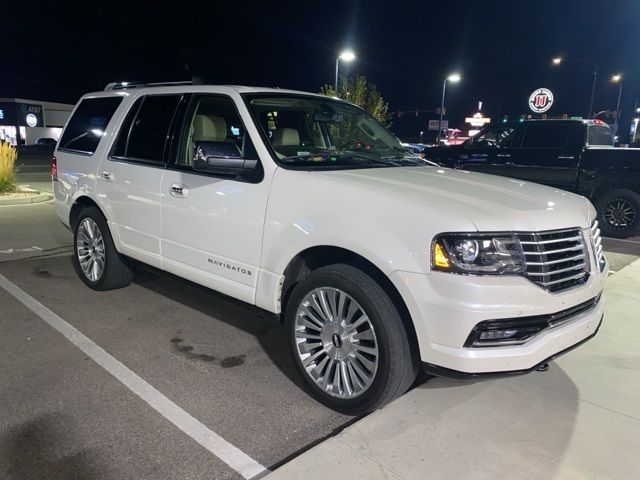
top-left (0, 414), bottom-right (105, 480)
top-left (405, 365), bottom-right (580, 479)
top-left (132, 264), bottom-right (302, 389)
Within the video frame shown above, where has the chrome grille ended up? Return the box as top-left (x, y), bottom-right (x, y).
top-left (591, 220), bottom-right (606, 272)
top-left (516, 228), bottom-right (589, 293)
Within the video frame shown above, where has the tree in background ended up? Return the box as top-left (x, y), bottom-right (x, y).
top-left (321, 75), bottom-right (389, 125)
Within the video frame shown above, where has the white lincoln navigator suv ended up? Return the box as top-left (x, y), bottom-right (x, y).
top-left (53, 82), bottom-right (607, 414)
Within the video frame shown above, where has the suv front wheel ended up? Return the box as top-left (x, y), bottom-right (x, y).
top-left (285, 264), bottom-right (419, 414)
top-left (72, 206), bottom-right (134, 290)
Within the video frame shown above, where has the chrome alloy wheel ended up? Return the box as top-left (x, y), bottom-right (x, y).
top-left (604, 198), bottom-right (636, 228)
top-left (76, 218), bottom-right (106, 282)
top-left (294, 287), bottom-right (379, 399)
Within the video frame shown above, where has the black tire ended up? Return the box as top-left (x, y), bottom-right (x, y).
top-left (595, 189), bottom-right (640, 238)
top-left (285, 264), bottom-right (419, 415)
top-left (72, 206), bottom-right (134, 290)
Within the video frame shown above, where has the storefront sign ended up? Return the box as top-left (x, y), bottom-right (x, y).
top-left (465, 112), bottom-right (491, 127)
top-left (26, 113), bottom-right (38, 127)
top-left (17, 103), bottom-right (43, 127)
top-left (0, 103), bottom-right (14, 125)
top-left (428, 119), bottom-right (448, 131)
top-left (528, 88), bottom-right (554, 113)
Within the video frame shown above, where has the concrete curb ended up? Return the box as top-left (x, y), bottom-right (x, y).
top-left (0, 187), bottom-right (53, 206)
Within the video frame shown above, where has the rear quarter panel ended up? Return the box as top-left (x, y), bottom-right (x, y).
top-left (54, 93), bottom-right (132, 229)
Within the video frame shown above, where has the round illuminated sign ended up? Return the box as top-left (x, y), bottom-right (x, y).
top-left (26, 113), bottom-right (38, 127)
top-left (528, 88), bottom-right (554, 113)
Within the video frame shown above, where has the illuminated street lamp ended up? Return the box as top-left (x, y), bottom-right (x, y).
top-left (437, 73), bottom-right (461, 144)
top-left (335, 50), bottom-right (356, 91)
top-left (552, 56), bottom-right (598, 118)
top-left (611, 73), bottom-right (623, 134)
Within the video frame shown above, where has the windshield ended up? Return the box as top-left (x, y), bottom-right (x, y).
top-left (245, 94), bottom-right (428, 169)
top-left (469, 126), bottom-right (516, 148)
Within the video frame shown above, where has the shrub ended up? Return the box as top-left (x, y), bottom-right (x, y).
top-left (0, 140), bottom-right (18, 193)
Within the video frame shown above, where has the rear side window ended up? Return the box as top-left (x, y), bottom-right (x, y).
top-left (124, 95), bottom-right (181, 162)
top-left (521, 124), bottom-right (568, 148)
top-left (587, 125), bottom-right (613, 146)
top-left (58, 97), bottom-right (122, 154)
top-left (111, 98), bottom-right (142, 157)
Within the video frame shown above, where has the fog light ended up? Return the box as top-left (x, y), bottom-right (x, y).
top-left (479, 329), bottom-right (518, 341)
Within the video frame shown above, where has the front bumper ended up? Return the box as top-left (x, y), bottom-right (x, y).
top-left (389, 261), bottom-right (607, 374)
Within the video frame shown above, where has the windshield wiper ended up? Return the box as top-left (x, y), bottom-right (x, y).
top-left (281, 151), bottom-right (394, 167)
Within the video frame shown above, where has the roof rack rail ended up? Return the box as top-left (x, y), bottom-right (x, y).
top-left (104, 80), bottom-right (201, 91)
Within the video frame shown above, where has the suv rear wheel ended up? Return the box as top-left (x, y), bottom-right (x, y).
top-left (285, 264), bottom-right (419, 414)
top-left (72, 206), bottom-right (134, 290)
top-left (595, 189), bottom-right (640, 238)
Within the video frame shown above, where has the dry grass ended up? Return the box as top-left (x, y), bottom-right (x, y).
top-left (0, 141), bottom-right (18, 193)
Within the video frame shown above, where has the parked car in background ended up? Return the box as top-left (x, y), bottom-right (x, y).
top-left (53, 84), bottom-right (607, 414)
top-left (36, 137), bottom-right (57, 148)
top-left (401, 142), bottom-right (426, 153)
top-left (426, 119), bottom-right (640, 238)
top-left (442, 128), bottom-right (469, 146)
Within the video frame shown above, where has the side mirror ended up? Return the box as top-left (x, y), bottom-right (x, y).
top-left (194, 156), bottom-right (258, 175)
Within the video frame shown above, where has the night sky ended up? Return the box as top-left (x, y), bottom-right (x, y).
top-left (2, 0), bottom-right (639, 139)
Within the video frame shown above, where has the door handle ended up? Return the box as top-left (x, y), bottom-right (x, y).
top-left (497, 153), bottom-right (512, 158)
top-left (170, 183), bottom-right (188, 198)
top-left (101, 171), bottom-right (113, 182)
top-left (557, 155), bottom-right (575, 160)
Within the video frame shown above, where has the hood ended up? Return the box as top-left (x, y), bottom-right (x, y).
top-left (318, 166), bottom-right (593, 232)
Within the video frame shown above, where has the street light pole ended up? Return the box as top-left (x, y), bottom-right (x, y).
top-left (611, 74), bottom-right (623, 135)
top-left (437, 73), bottom-right (461, 144)
top-left (437, 79), bottom-right (447, 145)
top-left (588, 64), bottom-right (598, 119)
top-left (334, 51), bottom-right (356, 92)
top-left (552, 57), bottom-right (598, 118)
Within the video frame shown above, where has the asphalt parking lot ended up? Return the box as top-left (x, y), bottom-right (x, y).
top-left (2, 186), bottom-right (640, 479)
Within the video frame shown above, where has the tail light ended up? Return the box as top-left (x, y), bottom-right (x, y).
top-left (51, 155), bottom-right (58, 181)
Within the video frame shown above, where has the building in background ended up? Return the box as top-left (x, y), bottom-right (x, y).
top-left (0, 98), bottom-right (74, 145)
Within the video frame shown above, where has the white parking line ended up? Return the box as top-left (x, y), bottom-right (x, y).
top-left (0, 273), bottom-right (267, 480)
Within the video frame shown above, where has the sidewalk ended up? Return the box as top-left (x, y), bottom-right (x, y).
top-left (0, 171), bottom-right (54, 206)
top-left (267, 260), bottom-right (640, 480)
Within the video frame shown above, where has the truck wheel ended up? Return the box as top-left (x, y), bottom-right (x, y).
top-left (72, 206), bottom-right (134, 290)
top-left (285, 264), bottom-right (419, 415)
top-left (595, 189), bottom-right (640, 238)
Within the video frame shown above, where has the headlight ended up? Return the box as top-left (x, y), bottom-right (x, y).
top-left (432, 233), bottom-right (526, 274)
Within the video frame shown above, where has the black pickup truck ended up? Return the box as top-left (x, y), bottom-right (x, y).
top-left (425, 119), bottom-right (640, 238)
